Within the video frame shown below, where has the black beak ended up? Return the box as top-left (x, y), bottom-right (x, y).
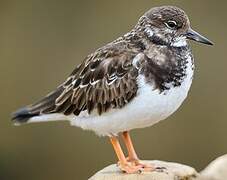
top-left (186, 28), bottom-right (213, 45)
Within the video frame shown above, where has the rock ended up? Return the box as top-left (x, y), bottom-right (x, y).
top-left (200, 154), bottom-right (227, 180)
top-left (89, 155), bottom-right (227, 180)
top-left (89, 160), bottom-right (199, 180)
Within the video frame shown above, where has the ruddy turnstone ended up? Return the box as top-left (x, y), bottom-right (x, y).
top-left (12, 6), bottom-right (213, 173)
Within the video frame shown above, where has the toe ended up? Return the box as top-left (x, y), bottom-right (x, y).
top-left (135, 160), bottom-right (155, 169)
top-left (119, 163), bottom-right (142, 174)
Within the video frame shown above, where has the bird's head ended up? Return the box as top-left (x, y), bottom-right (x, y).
top-left (137, 6), bottom-right (213, 47)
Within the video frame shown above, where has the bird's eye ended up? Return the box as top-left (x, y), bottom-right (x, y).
top-left (165, 20), bottom-right (178, 29)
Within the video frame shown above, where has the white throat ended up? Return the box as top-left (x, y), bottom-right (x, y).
top-left (172, 37), bottom-right (187, 47)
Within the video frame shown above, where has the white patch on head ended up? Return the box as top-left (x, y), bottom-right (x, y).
top-left (172, 36), bottom-right (187, 47)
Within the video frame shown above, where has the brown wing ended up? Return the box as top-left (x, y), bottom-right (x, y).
top-left (12, 45), bottom-right (139, 122)
top-left (12, 45), bottom-right (140, 123)
top-left (52, 48), bottom-right (139, 116)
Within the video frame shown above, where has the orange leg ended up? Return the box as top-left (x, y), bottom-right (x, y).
top-left (110, 136), bottom-right (142, 174)
top-left (122, 131), bottom-right (155, 171)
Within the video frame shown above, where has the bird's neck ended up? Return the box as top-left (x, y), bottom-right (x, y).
top-left (122, 29), bottom-right (193, 92)
top-left (140, 45), bottom-right (193, 92)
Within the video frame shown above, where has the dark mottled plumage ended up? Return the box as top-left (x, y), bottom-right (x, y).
top-left (140, 46), bottom-right (192, 91)
top-left (12, 6), bottom-right (212, 124)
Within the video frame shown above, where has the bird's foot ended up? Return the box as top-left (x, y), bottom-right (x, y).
top-left (129, 158), bottom-right (155, 171)
top-left (118, 158), bottom-right (155, 172)
top-left (119, 162), bottom-right (143, 174)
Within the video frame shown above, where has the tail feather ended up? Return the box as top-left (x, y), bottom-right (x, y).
top-left (12, 87), bottom-right (64, 125)
top-left (12, 108), bottom-right (39, 125)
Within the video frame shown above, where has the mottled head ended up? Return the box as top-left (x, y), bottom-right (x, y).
top-left (138, 6), bottom-right (213, 47)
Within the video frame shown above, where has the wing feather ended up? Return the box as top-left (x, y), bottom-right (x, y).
top-left (52, 48), bottom-right (139, 116)
top-left (13, 44), bottom-right (142, 122)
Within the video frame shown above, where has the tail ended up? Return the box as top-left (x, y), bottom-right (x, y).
top-left (12, 107), bottom-right (39, 125)
top-left (12, 87), bottom-right (64, 125)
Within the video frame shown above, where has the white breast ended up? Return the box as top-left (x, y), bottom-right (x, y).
top-left (69, 55), bottom-right (194, 136)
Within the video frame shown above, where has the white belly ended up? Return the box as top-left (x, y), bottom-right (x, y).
top-left (70, 57), bottom-right (194, 136)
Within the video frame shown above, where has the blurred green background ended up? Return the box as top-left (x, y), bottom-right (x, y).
top-left (1, 0), bottom-right (226, 179)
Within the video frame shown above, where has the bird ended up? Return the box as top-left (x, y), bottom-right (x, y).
top-left (12, 6), bottom-right (213, 174)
